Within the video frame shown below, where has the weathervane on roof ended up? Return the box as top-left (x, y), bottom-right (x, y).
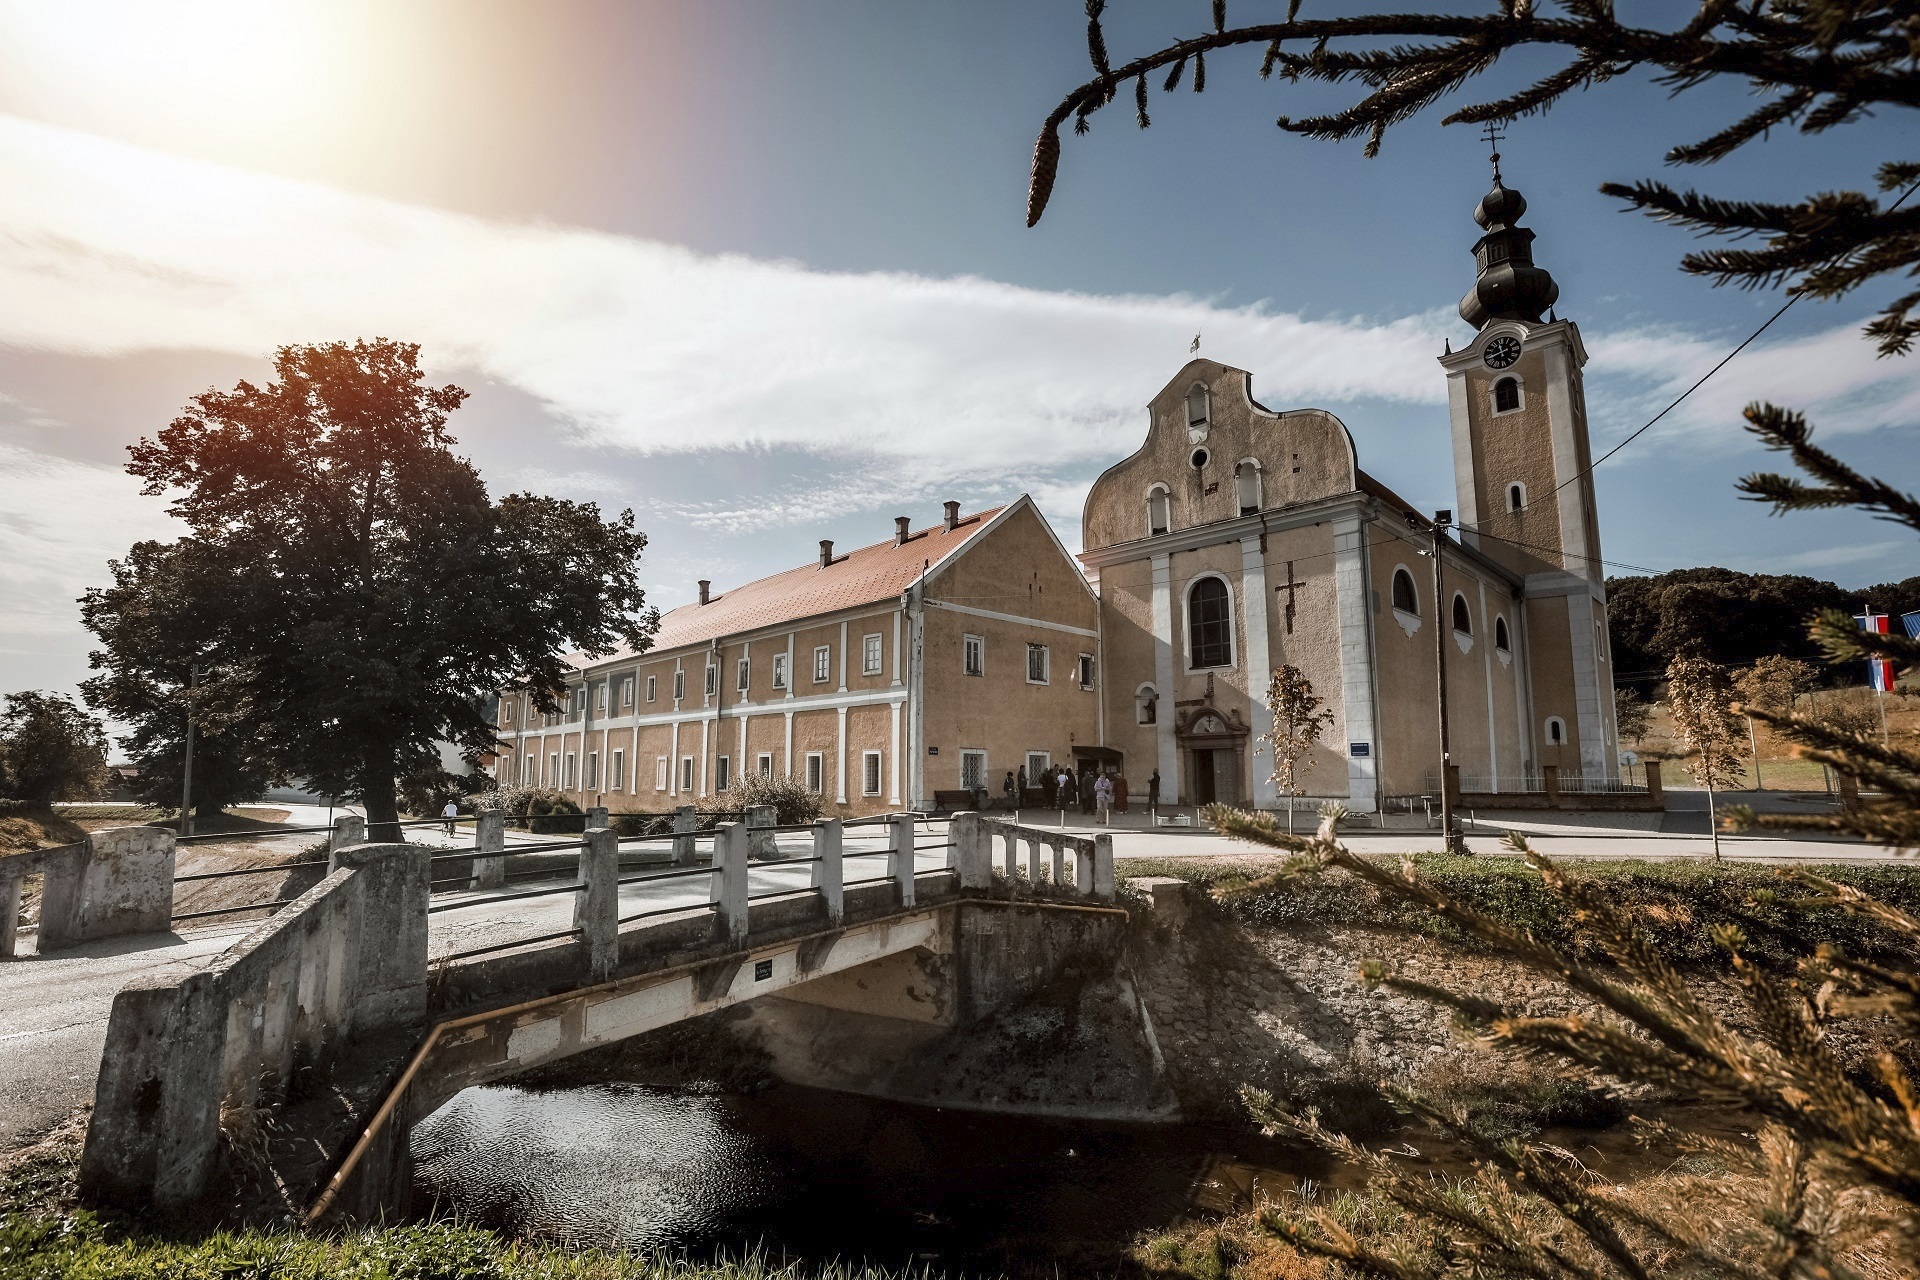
top-left (1481, 120), bottom-right (1506, 181)
top-left (1190, 333), bottom-right (1201, 354)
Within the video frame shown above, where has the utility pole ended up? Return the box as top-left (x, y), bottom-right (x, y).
top-left (179, 665), bottom-right (198, 837)
top-left (1430, 512), bottom-right (1465, 854)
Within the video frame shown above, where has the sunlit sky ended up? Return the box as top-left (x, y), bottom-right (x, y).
top-left (2, 1), bottom-right (1915, 714)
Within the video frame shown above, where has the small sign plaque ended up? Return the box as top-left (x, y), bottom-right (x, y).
top-left (927, 746), bottom-right (939, 755)
top-left (754, 959), bottom-right (773, 981)
top-left (1349, 742), bottom-right (1372, 758)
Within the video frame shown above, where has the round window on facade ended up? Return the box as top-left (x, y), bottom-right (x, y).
top-left (1190, 447), bottom-right (1210, 470)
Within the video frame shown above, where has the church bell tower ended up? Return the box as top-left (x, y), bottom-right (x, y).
top-left (1438, 149), bottom-right (1617, 777)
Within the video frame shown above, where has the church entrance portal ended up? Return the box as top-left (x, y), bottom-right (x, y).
top-left (1175, 704), bottom-right (1249, 807)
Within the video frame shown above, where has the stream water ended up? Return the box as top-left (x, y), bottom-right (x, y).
top-left (412, 1081), bottom-right (1329, 1274)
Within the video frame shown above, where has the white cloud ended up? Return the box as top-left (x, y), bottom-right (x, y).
top-left (1753, 540), bottom-right (1909, 573)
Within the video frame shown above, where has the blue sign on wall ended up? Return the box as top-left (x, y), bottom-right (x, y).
top-left (1349, 742), bottom-right (1372, 758)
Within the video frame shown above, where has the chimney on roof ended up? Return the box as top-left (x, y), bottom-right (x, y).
top-left (819, 539), bottom-right (834, 568)
top-left (697, 579), bottom-right (710, 605)
top-left (895, 516), bottom-right (911, 545)
top-left (943, 500), bottom-right (961, 531)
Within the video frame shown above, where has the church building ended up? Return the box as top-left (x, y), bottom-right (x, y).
top-left (1080, 167), bottom-right (1619, 812)
top-left (497, 170), bottom-right (1618, 816)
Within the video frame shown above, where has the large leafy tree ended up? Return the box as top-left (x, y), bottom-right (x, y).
top-left (0, 691), bottom-right (110, 807)
top-left (81, 339), bottom-right (654, 841)
top-left (1604, 568), bottom-right (1854, 676)
top-left (81, 540), bottom-right (281, 823)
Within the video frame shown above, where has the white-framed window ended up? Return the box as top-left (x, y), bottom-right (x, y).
top-left (963, 633), bottom-right (985, 677)
top-left (501, 701), bottom-right (514, 727)
top-left (1147, 484), bottom-right (1171, 537)
top-left (704, 664), bottom-right (718, 697)
top-left (654, 756), bottom-right (668, 790)
top-left (1495, 616), bottom-right (1512, 652)
top-left (680, 756), bottom-right (695, 792)
top-left (673, 669), bottom-right (686, 701)
top-left (772, 653), bottom-right (789, 690)
top-left (525, 753), bottom-right (535, 783)
top-left (1391, 567), bottom-right (1419, 616)
top-left (805, 751), bottom-right (824, 793)
top-left (1026, 642), bottom-right (1050, 685)
top-left (564, 753), bottom-right (577, 789)
top-left (813, 645), bottom-right (831, 684)
top-left (861, 750), bottom-right (882, 796)
top-left (757, 752), bottom-right (773, 778)
top-left (1077, 653), bottom-right (1096, 688)
top-left (596, 683), bottom-right (608, 713)
top-left (610, 748), bottom-right (624, 791)
top-left (960, 750), bottom-right (988, 791)
top-left (573, 687), bottom-right (587, 719)
top-left (1452, 593), bottom-right (1474, 636)
top-left (1506, 481), bottom-right (1527, 512)
top-left (646, 674), bottom-right (657, 702)
top-left (862, 632), bottom-right (883, 676)
top-left (1493, 375), bottom-right (1522, 413)
top-left (1186, 382), bottom-right (1209, 431)
top-left (621, 676), bottom-right (634, 707)
top-left (548, 753), bottom-right (559, 785)
top-left (585, 751), bottom-right (599, 790)
top-left (737, 657), bottom-right (750, 691)
top-left (1025, 751), bottom-right (1050, 781)
top-left (1135, 684), bottom-right (1157, 725)
top-left (1545, 716), bottom-right (1567, 746)
top-left (716, 755), bottom-right (731, 792)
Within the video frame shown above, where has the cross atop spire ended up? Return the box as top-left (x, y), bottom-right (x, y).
top-left (1480, 120), bottom-right (1505, 181)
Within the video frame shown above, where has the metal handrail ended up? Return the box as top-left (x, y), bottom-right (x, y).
top-left (173, 862), bottom-right (323, 884)
top-left (171, 824), bottom-right (336, 844)
top-left (437, 927), bottom-right (581, 963)
top-left (173, 898), bottom-right (299, 922)
top-left (615, 865), bottom-right (718, 889)
top-left (617, 900), bottom-right (715, 926)
top-left (426, 881), bottom-right (586, 914)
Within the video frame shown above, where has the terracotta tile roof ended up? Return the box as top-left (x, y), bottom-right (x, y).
top-left (571, 506), bottom-right (1007, 669)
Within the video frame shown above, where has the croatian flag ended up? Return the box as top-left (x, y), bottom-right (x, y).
top-left (1859, 613), bottom-right (1896, 692)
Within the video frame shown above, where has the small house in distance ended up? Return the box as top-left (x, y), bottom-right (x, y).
top-left (494, 497), bottom-right (1100, 816)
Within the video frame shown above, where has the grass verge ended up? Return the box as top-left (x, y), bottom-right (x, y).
top-left (1117, 852), bottom-right (1920, 968)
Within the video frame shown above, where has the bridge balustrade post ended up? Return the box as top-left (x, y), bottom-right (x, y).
top-left (1051, 841), bottom-right (1066, 886)
top-left (672, 805), bottom-right (698, 865)
top-left (472, 811), bottom-right (506, 889)
top-left (574, 828), bottom-right (619, 982)
top-left (328, 815), bottom-right (366, 867)
top-left (1093, 832), bottom-right (1115, 901)
top-left (888, 814), bottom-right (916, 908)
top-left (585, 805), bottom-right (609, 831)
top-left (746, 805), bottom-right (778, 859)
top-left (0, 875), bottom-right (19, 959)
top-left (1002, 827), bottom-right (1018, 878)
top-left (951, 813), bottom-right (991, 891)
top-left (812, 819), bottom-right (844, 923)
top-left (712, 822), bottom-right (749, 943)
top-left (1026, 837), bottom-right (1044, 885)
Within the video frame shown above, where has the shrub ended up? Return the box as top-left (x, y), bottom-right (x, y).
top-left (699, 771), bottom-right (821, 826)
top-left (474, 785), bottom-right (583, 833)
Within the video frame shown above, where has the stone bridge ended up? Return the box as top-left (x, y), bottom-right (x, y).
top-left (70, 812), bottom-right (1144, 1224)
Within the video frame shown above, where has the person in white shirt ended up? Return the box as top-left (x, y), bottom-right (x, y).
top-left (441, 800), bottom-right (459, 837)
top-left (1094, 772), bottom-right (1114, 810)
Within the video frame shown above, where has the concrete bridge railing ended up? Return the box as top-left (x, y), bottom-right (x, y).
top-left (964, 814), bottom-right (1115, 901)
top-left (78, 839), bottom-right (429, 1210)
top-left (0, 826), bottom-right (176, 958)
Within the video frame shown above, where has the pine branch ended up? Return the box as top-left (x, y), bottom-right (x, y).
top-left (1736, 403), bottom-right (1920, 532)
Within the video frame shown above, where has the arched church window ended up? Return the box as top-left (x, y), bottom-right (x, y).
top-left (1495, 616), bottom-right (1511, 652)
top-left (1136, 684), bottom-right (1158, 725)
top-left (1494, 377), bottom-right (1520, 412)
top-left (1187, 384), bottom-right (1210, 430)
top-left (1187, 577), bottom-right (1233, 669)
top-left (1507, 482), bottom-right (1526, 511)
top-left (1452, 594), bottom-right (1473, 636)
top-left (1546, 716), bottom-right (1566, 745)
top-left (1391, 568), bottom-right (1418, 615)
top-left (1235, 461), bottom-right (1261, 516)
top-left (1147, 486), bottom-right (1171, 537)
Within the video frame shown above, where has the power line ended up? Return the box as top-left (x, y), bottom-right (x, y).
top-left (1550, 176), bottom-right (1920, 500)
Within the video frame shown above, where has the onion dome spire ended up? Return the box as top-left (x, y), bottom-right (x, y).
top-left (1458, 137), bottom-right (1559, 329)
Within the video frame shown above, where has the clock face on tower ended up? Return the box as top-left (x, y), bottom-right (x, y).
top-left (1483, 335), bottom-right (1521, 369)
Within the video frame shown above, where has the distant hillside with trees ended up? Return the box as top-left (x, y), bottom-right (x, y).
top-left (1605, 568), bottom-right (1920, 680)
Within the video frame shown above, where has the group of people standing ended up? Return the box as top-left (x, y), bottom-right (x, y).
top-left (1002, 764), bottom-right (1161, 813)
